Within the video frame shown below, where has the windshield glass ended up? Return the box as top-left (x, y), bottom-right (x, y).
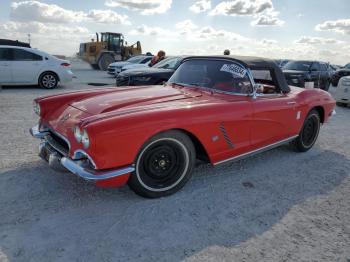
top-left (127, 56), bottom-right (146, 64)
top-left (168, 59), bottom-right (253, 94)
top-left (344, 63), bottom-right (350, 69)
top-left (153, 57), bottom-right (181, 69)
top-left (283, 61), bottom-right (312, 71)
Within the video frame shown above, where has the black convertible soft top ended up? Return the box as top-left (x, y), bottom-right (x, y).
top-left (183, 55), bottom-right (291, 93)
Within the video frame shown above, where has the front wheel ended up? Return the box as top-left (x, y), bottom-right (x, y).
top-left (290, 109), bottom-right (320, 152)
top-left (128, 131), bottom-right (195, 198)
top-left (39, 72), bottom-right (58, 89)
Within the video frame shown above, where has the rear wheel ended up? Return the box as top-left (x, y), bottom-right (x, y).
top-left (98, 54), bottom-right (114, 71)
top-left (39, 72), bottom-right (58, 89)
top-left (128, 130), bottom-right (195, 198)
top-left (290, 109), bottom-right (320, 152)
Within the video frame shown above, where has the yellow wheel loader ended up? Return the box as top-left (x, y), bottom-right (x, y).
top-left (78, 32), bottom-right (142, 70)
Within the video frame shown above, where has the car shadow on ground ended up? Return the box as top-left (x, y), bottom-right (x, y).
top-left (0, 146), bottom-right (349, 262)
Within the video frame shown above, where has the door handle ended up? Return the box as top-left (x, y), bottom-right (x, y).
top-left (287, 101), bottom-right (296, 105)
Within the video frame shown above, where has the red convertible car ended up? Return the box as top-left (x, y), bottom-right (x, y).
top-left (30, 56), bottom-right (336, 198)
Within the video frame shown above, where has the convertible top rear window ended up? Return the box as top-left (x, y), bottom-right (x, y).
top-left (168, 59), bottom-right (253, 94)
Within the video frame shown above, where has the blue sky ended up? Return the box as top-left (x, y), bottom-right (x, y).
top-left (0, 0), bottom-right (349, 64)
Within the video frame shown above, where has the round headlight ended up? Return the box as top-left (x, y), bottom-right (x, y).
top-left (74, 126), bottom-right (82, 143)
top-left (33, 101), bottom-right (41, 116)
top-left (81, 129), bottom-right (90, 149)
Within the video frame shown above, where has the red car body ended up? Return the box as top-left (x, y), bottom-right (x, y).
top-left (30, 56), bottom-right (336, 196)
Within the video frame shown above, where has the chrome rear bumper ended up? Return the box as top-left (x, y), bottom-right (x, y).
top-left (30, 125), bottom-right (134, 181)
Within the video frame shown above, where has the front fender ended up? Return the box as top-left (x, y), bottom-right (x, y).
top-left (87, 106), bottom-right (221, 170)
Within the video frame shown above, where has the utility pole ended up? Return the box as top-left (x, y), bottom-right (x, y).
top-left (27, 33), bottom-right (31, 45)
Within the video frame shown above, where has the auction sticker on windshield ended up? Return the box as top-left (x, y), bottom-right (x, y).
top-left (220, 63), bottom-right (247, 78)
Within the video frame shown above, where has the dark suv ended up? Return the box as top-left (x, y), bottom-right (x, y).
top-left (331, 63), bottom-right (350, 87)
top-left (282, 60), bottom-right (331, 91)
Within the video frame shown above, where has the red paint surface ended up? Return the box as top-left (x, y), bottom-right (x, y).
top-left (35, 84), bottom-right (336, 187)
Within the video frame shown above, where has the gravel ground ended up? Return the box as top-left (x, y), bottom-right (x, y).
top-left (0, 61), bottom-right (349, 262)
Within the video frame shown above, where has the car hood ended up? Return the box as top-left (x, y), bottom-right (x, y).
top-left (70, 85), bottom-right (202, 115)
top-left (123, 64), bottom-right (148, 70)
top-left (120, 68), bottom-right (173, 77)
top-left (336, 68), bottom-right (350, 73)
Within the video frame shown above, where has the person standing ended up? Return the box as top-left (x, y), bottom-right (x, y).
top-left (150, 50), bottom-right (166, 66)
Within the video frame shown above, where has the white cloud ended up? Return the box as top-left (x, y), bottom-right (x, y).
top-left (0, 21), bottom-right (90, 55)
top-left (0, 21), bottom-right (89, 35)
top-left (129, 24), bottom-right (172, 36)
top-left (189, 0), bottom-right (211, 13)
top-left (196, 26), bottom-right (247, 41)
top-left (260, 38), bottom-right (278, 45)
top-left (251, 11), bottom-right (284, 26)
top-left (315, 19), bottom-right (350, 35)
top-left (209, 0), bottom-right (272, 16)
top-left (295, 36), bottom-right (342, 45)
top-left (210, 0), bottom-right (284, 27)
top-left (175, 19), bottom-right (198, 35)
top-left (11, 1), bottom-right (86, 23)
top-left (87, 9), bottom-right (131, 24)
top-left (105, 0), bottom-right (172, 15)
top-left (11, 1), bottom-right (130, 25)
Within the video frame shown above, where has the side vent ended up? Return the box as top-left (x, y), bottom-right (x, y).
top-left (219, 122), bottom-right (234, 149)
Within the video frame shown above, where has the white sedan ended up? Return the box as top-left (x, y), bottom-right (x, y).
top-left (335, 76), bottom-right (350, 107)
top-left (0, 45), bottom-right (73, 89)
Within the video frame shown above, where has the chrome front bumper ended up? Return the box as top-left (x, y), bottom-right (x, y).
top-left (30, 125), bottom-right (135, 181)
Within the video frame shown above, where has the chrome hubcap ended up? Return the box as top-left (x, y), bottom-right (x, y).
top-left (42, 75), bottom-right (56, 88)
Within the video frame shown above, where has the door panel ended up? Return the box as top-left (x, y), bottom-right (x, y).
top-left (251, 94), bottom-right (298, 149)
top-left (206, 96), bottom-right (253, 164)
top-left (12, 49), bottom-right (44, 83)
top-left (0, 48), bottom-right (12, 83)
top-left (310, 62), bottom-right (321, 88)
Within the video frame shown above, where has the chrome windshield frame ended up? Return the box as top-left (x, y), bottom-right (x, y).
top-left (168, 57), bottom-right (257, 97)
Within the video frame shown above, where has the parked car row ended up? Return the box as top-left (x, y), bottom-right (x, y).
top-left (282, 60), bottom-right (333, 91)
top-left (107, 55), bottom-right (152, 75)
top-left (331, 63), bottom-right (350, 87)
top-left (116, 56), bottom-right (184, 86)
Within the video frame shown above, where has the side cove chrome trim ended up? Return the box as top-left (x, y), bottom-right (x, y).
top-left (214, 135), bottom-right (299, 165)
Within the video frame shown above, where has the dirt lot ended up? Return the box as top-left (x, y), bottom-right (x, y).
top-left (0, 61), bottom-right (349, 262)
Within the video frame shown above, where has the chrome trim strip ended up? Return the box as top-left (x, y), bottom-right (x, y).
top-left (72, 149), bottom-right (97, 169)
top-left (50, 129), bottom-right (71, 152)
top-left (176, 57), bottom-right (256, 97)
top-left (61, 157), bottom-right (134, 181)
top-left (29, 125), bottom-right (49, 139)
top-left (213, 135), bottom-right (299, 166)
